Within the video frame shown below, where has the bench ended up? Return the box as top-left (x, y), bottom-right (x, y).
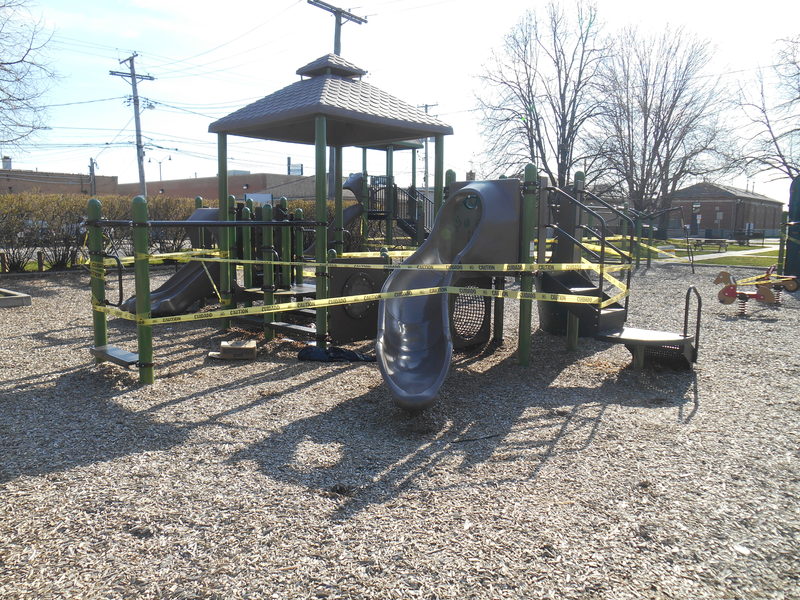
top-left (690, 238), bottom-right (728, 251)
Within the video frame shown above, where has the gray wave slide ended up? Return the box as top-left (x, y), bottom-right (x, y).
top-left (375, 179), bottom-right (521, 409)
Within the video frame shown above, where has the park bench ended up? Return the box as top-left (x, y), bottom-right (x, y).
top-left (690, 238), bottom-right (728, 251)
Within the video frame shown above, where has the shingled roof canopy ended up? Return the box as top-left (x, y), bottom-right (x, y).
top-left (208, 54), bottom-right (452, 147)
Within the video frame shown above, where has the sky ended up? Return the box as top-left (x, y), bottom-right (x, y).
top-left (8, 0), bottom-right (800, 204)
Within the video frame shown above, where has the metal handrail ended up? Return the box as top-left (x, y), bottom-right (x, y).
top-left (548, 187), bottom-right (610, 305)
top-left (683, 285), bottom-right (702, 361)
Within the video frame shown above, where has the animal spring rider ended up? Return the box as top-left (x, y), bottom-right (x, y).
top-left (714, 268), bottom-right (798, 316)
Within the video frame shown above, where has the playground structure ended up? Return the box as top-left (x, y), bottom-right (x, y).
top-left (83, 49), bottom-right (796, 408)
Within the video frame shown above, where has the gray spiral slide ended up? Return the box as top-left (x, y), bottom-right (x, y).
top-left (376, 179), bottom-right (521, 409)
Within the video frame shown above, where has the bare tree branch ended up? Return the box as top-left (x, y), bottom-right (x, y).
top-left (0, 0), bottom-right (53, 146)
top-left (476, 1), bottom-right (606, 186)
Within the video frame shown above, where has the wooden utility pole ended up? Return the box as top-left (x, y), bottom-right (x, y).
top-left (307, 0), bottom-right (367, 55)
top-left (110, 53), bottom-right (154, 198)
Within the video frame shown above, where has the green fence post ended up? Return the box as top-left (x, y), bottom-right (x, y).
top-left (281, 199), bottom-right (292, 289)
top-left (647, 218), bottom-right (654, 268)
top-left (194, 196), bottom-right (205, 248)
top-left (262, 204), bottom-right (275, 341)
top-left (635, 218), bottom-right (643, 267)
top-left (294, 208), bottom-right (304, 285)
top-left (132, 196), bottom-right (154, 384)
top-left (518, 164), bottom-right (537, 366)
top-left (241, 206), bottom-right (253, 307)
top-left (315, 115), bottom-right (329, 349)
top-left (88, 198), bottom-right (107, 354)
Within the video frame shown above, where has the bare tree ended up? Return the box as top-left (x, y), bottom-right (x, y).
top-left (477, 1), bottom-right (605, 186)
top-left (739, 36), bottom-right (799, 180)
top-left (0, 0), bottom-right (52, 145)
top-left (591, 27), bottom-right (734, 213)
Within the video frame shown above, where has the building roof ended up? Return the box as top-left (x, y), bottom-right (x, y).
top-left (674, 182), bottom-right (781, 204)
top-left (208, 55), bottom-right (453, 147)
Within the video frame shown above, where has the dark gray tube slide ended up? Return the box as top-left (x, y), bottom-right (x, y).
top-left (376, 179), bottom-right (521, 409)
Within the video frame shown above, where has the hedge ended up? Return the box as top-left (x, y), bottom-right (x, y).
top-left (0, 194), bottom-right (366, 272)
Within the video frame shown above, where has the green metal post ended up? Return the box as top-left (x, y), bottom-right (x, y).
top-left (434, 134), bottom-right (444, 217)
top-left (262, 204), bottom-right (275, 341)
top-left (334, 146), bottom-right (344, 254)
top-left (294, 208), bottom-right (304, 285)
top-left (518, 164), bottom-right (537, 366)
top-left (132, 196), bottom-right (154, 384)
top-left (411, 149), bottom-right (417, 189)
top-left (445, 169), bottom-right (456, 197)
top-left (194, 196), bottom-right (205, 248)
top-left (566, 313), bottom-right (580, 351)
top-left (786, 176), bottom-right (800, 277)
top-left (217, 134), bottom-right (233, 328)
top-left (242, 206), bottom-right (253, 307)
top-left (315, 115), bottom-right (329, 349)
top-left (416, 197), bottom-right (425, 246)
top-left (385, 145), bottom-right (394, 246)
top-left (281, 200), bottom-right (292, 288)
top-left (635, 219), bottom-right (643, 267)
top-left (777, 210), bottom-right (788, 275)
top-left (647, 218), bottom-right (654, 268)
top-left (88, 198), bottom-right (107, 354)
top-left (361, 148), bottom-right (368, 240)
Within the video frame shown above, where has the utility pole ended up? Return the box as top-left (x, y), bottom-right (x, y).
top-left (110, 53), bottom-right (154, 198)
top-left (308, 1), bottom-right (367, 197)
top-left (307, 0), bottom-right (367, 55)
top-left (88, 158), bottom-right (98, 196)
top-left (418, 103), bottom-right (438, 189)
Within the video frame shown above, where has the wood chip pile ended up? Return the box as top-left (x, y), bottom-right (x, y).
top-left (1, 265), bottom-right (797, 599)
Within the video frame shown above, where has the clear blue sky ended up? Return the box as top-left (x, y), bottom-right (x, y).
top-left (10, 0), bottom-right (800, 202)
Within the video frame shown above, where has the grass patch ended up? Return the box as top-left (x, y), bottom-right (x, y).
top-left (694, 255), bottom-right (779, 267)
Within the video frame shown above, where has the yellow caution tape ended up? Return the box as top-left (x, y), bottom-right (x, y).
top-left (93, 284), bottom-right (605, 326)
top-left (635, 240), bottom-right (679, 259)
top-left (172, 254), bottom-right (633, 274)
top-left (340, 250), bottom-right (414, 258)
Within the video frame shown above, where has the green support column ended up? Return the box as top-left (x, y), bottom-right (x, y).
top-left (315, 115), bottom-right (329, 349)
top-left (518, 164), bottom-right (538, 366)
top-left (88, 198), bottom-right (107, 354)
top-left (242, 206), bottom-right (253, 308)
top-left (262, 204), bottom-right (275, 341)
top-left (777, 210), bottom-right (788, 275)
top-left (411, 149), bottom-right (417, 189)
top-left (786, 176), bottom-right (800, 277)
top-left (386, 145), bottom-right (394, 246)
top-left (334, 146), bottom-right (344, 254)
top-left (294, 208), bottom-right (304, 285)
top-left (647, 218), bottom-right (654, 268)
top-left (361, 148), bottom-right (368, 240)
top-left (434, 134), bottom-right (444, 217)
top-left (132, 196), bottom-right (154, 384)
top-left (217, 134), bottom-right (233, 328)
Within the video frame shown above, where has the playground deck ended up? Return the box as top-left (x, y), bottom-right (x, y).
top-left (1, 265), bottom-right (797, 599)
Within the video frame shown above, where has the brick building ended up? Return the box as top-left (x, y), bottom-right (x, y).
top-left (672, 182), bottom-right (784, 237)
top-left (117, 172), bottom-right (318, 201)
top-left (0, 163), bottom-right (118, 195)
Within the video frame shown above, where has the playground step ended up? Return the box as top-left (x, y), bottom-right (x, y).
top-left (90, 345), bottom-right (139, 368)
top-left (267, 322), bottom-right (317, 339)
top-left (595, 326), bottom-right (696, 370)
